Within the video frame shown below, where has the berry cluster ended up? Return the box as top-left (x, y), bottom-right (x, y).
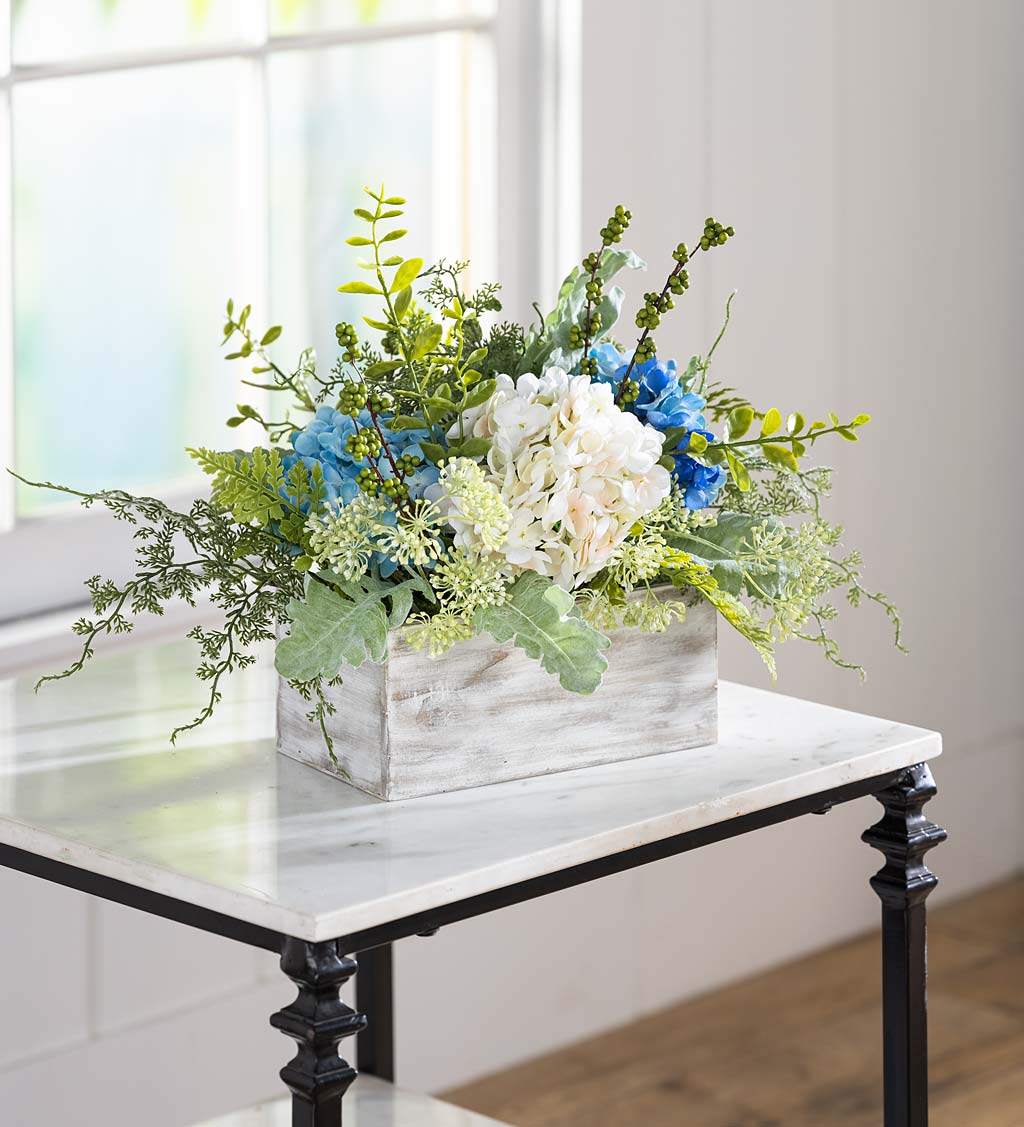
top-left (367, 389), bottom-right (394, 414)
top-left (378, 477), bottom-right (409, 502)
top-left (599, 204), bottom-right (632, 247)
top-left (335, 321), bottom-right (359, 363)
top-left (338, 381), bottom-right (368, 416)
top-left (578, 204), bottom-right (632, 371)
top-left (346, 427), bottom-right (382, 461)
top-left (617, 378), bottom-right (640, 404)
top-left (668, 270), bottom-right (690, 296)
top-left (698, 217), bottom-right (734, 251)
top-left (355, 467), bottom-right (378, 493)
top-left (636, 289), bottom-right (674, 332)
top-left (634, 336), bottom-right (657, 365)
top-left (569, 321), bottom-right (600, 349)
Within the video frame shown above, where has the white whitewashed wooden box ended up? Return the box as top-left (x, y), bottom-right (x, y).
top-left (276, 586), bottom-right (718, 801)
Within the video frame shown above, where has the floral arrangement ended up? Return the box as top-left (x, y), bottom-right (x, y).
top-left (14, 186), bottom-right (903, 760)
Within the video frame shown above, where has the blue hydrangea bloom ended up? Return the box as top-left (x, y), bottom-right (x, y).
top-left (283, 406), bottom-right (439, 510)
top-left (672, 450), bottom-right (728, 511)
top-left (281, 405), bottom-right (441, 576)
top-left (589, 344), bottom-right (727, 510)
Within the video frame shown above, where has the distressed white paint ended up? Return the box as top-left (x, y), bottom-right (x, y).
top-left (277, 588), bottom-right (718, 800)
top-left (0, 637), bottom-right (939, 943)
top-left (192, 1076), bottom-right (509, 1127)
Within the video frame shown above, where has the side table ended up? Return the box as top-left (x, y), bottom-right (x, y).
top-left (0, 644), bottom-right (943, 1126)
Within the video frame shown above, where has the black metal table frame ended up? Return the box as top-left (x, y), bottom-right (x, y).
top-left (0, 763), bottom-right (945, 1127)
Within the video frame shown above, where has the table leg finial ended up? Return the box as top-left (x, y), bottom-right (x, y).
top-left (271, 938), bottom-right (367, 1127)
top-left (863, 763), bottom-right (947, 1127)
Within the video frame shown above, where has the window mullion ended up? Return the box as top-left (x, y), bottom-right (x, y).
top-left (0, 85), bottom-right (13, 535)
top-left (235, 16), bottom-right (271, 440)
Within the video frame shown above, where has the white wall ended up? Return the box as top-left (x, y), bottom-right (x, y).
top-left (1, 2), bottom-right (1022, 1123)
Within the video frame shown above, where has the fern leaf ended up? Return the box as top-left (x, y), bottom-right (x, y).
top-left (188, 446), bottom-right (290, 527)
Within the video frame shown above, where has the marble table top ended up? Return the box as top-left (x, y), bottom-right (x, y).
top-left (192, 1076), bottom-right (507, 1126)
top-left (0, 640), bottom-right (940, 942)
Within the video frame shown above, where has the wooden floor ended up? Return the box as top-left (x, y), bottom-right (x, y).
top-left (445, 877), bottom-right (1024, 1127)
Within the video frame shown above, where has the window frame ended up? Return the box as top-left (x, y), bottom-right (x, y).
top-left (0, 0), bottom-right (581, 625)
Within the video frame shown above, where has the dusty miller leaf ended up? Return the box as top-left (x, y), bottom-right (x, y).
top-left (474, 572), bottom-right (610, 694)
top-left (518, 248), bottom-right (645, 375)
top-left (668, 513), bottom-right (792, 600)
top-left (275, 574), bottom-right (431, 680)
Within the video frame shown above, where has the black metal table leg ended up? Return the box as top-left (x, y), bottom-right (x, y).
top-left (356, 943), bottom-right (395, 1081)
top-left (271, 939), bottom-right (368, 1127)
top-left (863, 763), bottom-right (947, 1127)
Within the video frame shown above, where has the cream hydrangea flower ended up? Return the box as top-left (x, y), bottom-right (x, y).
top-left (448, 366), bottom-right (671, 588)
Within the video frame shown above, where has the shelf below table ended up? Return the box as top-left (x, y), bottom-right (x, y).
top-left (191, 1075), bottom-right (508, 1126)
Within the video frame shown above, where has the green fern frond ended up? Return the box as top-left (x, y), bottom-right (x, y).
top-left (188, 446), bottom-right (291, 527)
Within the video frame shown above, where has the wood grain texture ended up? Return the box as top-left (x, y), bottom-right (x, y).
top-left (445, 877), bottom-right (1024, 1127)
top-left (277, 587), bottom-right (718, 800)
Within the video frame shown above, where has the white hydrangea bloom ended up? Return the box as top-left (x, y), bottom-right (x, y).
top-left (449, 367), bottom-right (670, 588)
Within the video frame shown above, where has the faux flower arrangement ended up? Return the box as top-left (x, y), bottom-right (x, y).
top-left (14, 186), bottom-right (903, 761)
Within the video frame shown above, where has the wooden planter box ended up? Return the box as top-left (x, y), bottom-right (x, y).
top-left (276, 587), bottom-right (718, 801)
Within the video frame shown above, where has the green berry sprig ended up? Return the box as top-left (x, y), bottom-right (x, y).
top-left (635, 289), bottom-right (676, 332)
top-left (335, 321), bottom-right (359, 364)
top-left (634, 337), bottom-right (657, 365)
top-left (378, 476), bottom-right (409, 502)
top-left (345, 427), bottom-right (382, 461)
top-left (338, 381), bottom-right (367, 416)
top-left (618, 378), bottom-right (640, 404)
top-left (580, 204), bottom-right (632, 367)
top-left (699, 217), bottom-right (734, 251)
top-left (355, 467), bottom-right (378, 493)
top-left (367, 389), bottom-right (394, 414)
top-left (599, 204), bottom-right (631, 247)
top-left (615, 221), bottom-right (734, 405)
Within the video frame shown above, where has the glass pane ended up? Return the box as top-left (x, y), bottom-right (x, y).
top-left (13, 0), bottom-right (248, 66)
top-left (268, 31), bottom-right (496, 377)
top-left (13, 61), bottom-right (256, 514)
top-left (270, 0), bottom-right (494, 36)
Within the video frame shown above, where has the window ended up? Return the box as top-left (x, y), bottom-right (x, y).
top-left (0, 0), bottom-right (580, 622)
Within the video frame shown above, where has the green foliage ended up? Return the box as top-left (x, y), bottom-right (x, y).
top-left (668, 512), bottom-right (793, 600)
top-left (474, 572), bottom-right (611, 694)
top-left (721, 455), bottom-right (833, 519)
top-left (286, 674), bottom-right (347, 769)
top-left (187, 447), bottom-right (292, 529)
top-left (9, 471), bottom-right (303, 743)
top-left (479, 321), bottom-right (525, 379)
top-left (661, 551), bottom-right (776, 676)
top-left (706, 408), bottom-right (871, 490)
top-left (278, 461), bottom-right (326, 551)
top-left (16, 190), bottom-right (905, 755)
top-left (275, 572), bottom-right (429, 681)
top-left (421, 258), bottom-right (502, 320)
top-left (519, 247), bottom-right (645, 376)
